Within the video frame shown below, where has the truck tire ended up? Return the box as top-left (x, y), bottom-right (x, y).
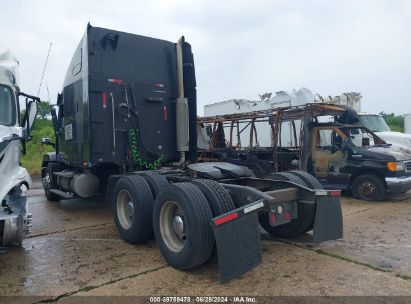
top-left (112, 175), bottom-right (154, 243)
top-left (289, 170), bottom-right (323, 189)
top-left (352, 174), bottom-right (385, 201)
top-left (260, 172), bottom-right (316, 238)
top-left (153, 183), bottom-right (214, 270)
top-left (191, 179), bottom-right (236, 261)
top-left (191, 179), bottom-right (235, 216)
top-left (43, 165), bottom-right (60, 202)
top-left (289, 170), bottom-right (323, 231)
top-left (140, 173), bottom-right (169, 199)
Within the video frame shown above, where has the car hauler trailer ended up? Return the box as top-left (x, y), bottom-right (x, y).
top-left (206, 90), bottom-right (411, 150)
top-left (198, 103), bottom-right (411, 201)
top-left (0, 48), bottom-right (39, 246)
top-left (41, 25), bottom-right (343, 282)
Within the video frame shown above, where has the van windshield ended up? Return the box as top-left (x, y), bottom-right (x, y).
top-left (358, 115), bottom-right (390, 132)
top-left (0, 85), bottom-right (15, 126)
top-left (342, 127), bottom-right (386, 147)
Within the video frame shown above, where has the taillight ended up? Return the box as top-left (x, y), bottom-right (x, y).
top-left (269, 213), bottom-right (277, 225)
top-left (284, 211), bottom-right (291, 221)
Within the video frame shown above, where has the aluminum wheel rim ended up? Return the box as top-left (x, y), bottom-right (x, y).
top-left (44, 173), bottom-right (51, 191)
top-left (159, 201), bottom-right (187, 252)
top-left (117, 190), bottom-right (135, 229)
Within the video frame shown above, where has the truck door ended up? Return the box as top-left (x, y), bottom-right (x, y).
top-left (311, 128), bottom-right (332, 178)
top-left (310, 127), bottom-right (349, 187)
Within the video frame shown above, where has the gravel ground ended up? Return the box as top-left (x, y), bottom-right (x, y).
top-left (1, 181), bottom-right (410, 302)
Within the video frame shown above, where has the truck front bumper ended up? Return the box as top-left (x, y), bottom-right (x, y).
top-left (385, 176), bottom-right (411, 194)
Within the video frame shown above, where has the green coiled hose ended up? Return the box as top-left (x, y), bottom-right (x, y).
top-left (129, 128), bottom-right (164, 169)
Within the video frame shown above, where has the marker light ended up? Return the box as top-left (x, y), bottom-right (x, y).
top-left (387, 161), bottom-right (405, 172)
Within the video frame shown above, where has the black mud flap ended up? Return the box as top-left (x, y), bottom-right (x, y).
top-left (313, 195), bottom-right (343, 243)
top-left (212, 210), bottom-right (262, 283)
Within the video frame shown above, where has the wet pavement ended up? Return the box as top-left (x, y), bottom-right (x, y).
top-left (1, 181), bottom-right (411, 300)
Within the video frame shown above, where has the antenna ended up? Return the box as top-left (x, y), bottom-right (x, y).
top-left (37, 42), bottom-right (52, 97)
top-left (46, 83), bottom-right (51, 103)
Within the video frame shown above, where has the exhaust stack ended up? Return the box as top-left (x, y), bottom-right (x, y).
top-left (174, 36), bottom-right (189, 166)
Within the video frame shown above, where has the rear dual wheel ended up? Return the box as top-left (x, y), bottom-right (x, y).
top-left (153, 183), bottom-right (215, 269)
top-left (153, 180), bottom-right (235, 269)
top-left (114, 176), bottom-right (235, 269)
top-left (261, 171), bottom-right (319, 238)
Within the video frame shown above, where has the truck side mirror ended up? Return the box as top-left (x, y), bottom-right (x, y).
top-left (42, 137), bottom-right (56, 149)
top-left (24, 100), bottom-right (38, 132)
top-left (57, 93), bottom-right (63, 105)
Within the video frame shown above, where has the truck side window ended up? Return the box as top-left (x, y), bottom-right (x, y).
top-left (317, 129), bottom-right (332, 149)
top-left (72, 48), bottom-right (83, 76)
top-left (0, 85), bottom-right (14, 126)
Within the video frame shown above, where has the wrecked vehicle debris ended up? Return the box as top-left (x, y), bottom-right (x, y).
top-left (198, 103), bottom-right (411, 201)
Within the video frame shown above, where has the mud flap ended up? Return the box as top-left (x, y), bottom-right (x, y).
top-left (212, 211), bottom-right (262, 283)
top-left (313, 195), bottom-right (343, 243)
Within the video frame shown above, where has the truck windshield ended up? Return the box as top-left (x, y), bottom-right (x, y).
top-left (358, 115), bottom-right (391, 132)
top-left (0, 85), bottom-right (15, 126)
top-left (343, 127), bottom-right (386, 147)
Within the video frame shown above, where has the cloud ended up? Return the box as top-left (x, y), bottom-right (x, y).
top-left (1, 0), bottom-right (410, 115)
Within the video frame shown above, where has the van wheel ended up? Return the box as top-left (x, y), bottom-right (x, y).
top-left (43, 165), bottom-right (60, 202)
top-left (113, 175), bottom-right (154, 243)
top-left (153, 183), bottom-right (214, 270)
top-left (261, 172), bottom-right (316, 238)
top-left (352, 174), bottom-right (385, 201)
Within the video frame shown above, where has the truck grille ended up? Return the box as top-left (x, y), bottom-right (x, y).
top-left (406, 161), bottom-right (411, 172)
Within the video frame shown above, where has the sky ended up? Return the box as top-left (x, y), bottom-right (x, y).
top-left (1, 0), bottom-right (411, 115)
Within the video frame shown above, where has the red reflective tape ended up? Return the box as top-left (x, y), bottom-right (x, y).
top-left (108, 78), bottom-right (124, 84)
top-left (330, 191), bottom-right (341, 197)
top-left (155, 83), bottom-right (165, 88)
top-left (214, 212), bottom-right (239, 226)
top-left (102, 92), bottom-right (107, 109)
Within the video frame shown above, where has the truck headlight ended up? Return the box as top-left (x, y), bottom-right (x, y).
top-left (387, 161), bottom-right (405, 171)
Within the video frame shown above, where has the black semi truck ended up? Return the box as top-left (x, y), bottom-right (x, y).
top-left (41, 24), bottom-right (343, 282)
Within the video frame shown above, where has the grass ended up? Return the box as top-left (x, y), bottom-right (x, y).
top-left (20, 119), bottom-right (55, 176)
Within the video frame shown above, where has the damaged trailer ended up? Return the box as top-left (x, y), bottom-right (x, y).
top-left (198, 103), bottom-right (411, 201)
top-left (40, 25), bottom-right (343, 282)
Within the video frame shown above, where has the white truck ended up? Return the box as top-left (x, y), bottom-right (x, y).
top-left (313, 92), bottom-right (411, 149)
top-left (406, 114), bottom-right (411, 135)
top-left (0, 48), bottom-right (38, 247)
top-left (357, 113), bottom-right (411, 150)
